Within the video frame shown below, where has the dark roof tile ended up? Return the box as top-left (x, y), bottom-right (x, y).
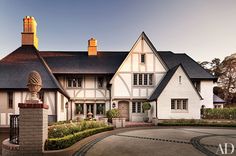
top-left (40, 51), bottom-right (128, 74)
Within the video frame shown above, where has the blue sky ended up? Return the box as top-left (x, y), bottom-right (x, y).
top-left (0, 0), bottom-right (236, 62)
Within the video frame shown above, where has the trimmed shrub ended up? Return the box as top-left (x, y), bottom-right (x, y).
top-left (45, 126), bottom-right (114, 150)
top-left (48, 121), bottom-right (106, 138)
top-left (106, 109), bottom-right (120, 119)
top-left (202, 108), bottom-right (236, 120)
top-left (142, 102), bottom-right (151, 111)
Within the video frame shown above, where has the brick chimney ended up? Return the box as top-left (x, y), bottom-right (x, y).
top-left (21, 16), bottom-right (38, 49)
top-left (88, 38), bottom-right (97, 56)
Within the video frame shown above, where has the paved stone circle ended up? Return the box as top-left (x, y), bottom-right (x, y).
top-left (74, 127), bottom-right (236, 156)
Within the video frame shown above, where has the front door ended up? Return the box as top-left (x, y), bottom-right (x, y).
top-left (118, 101), bottom-right (129, 121)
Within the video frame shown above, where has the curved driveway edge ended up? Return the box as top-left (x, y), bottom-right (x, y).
top-left (43, 127), bottom-right (154, 156)
top-left (75, 127), bottom-right (236, 156)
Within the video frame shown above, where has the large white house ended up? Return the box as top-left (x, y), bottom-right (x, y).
top-left (0, 16), bottom-right (217, 125)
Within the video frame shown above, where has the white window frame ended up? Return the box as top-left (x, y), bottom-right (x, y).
top-left (171, 99), bottom-right (188, 113)
top-left (132, 102), bottom-right (144, 114)
top-left (133, 73), bottom-right (154, 86)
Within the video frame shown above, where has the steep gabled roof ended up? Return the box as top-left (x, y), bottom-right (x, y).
top-left (149, 64), bottom-right (203, 101)
top-left (40, 51), bottom-right (128, 74)
top-left (0, 45), bottom-right (69, 98)
top-left (158, 51), bottom-right (216, 80)
top-left (149, 65), bottom-right (179, 101)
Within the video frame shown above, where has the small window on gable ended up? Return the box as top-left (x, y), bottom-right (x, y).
top-left (179, 76), bottom-right (182, 84)
top-left (141, 54), bottom-right (145, 63)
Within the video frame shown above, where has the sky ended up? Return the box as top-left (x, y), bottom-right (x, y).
top-left (0, 0), bottom-right (236, 62)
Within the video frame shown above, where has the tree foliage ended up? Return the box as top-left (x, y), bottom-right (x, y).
top-left (199, 54), bottom-right (236, 104)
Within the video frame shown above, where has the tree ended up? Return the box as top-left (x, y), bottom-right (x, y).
top-left (199, 58), bottom-right (221, 76)
top-left (218, 56), bottom-right (236, 103)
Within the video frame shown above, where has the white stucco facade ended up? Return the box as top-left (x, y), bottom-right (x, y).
top-left (157, 67), bottom-right (201, 119)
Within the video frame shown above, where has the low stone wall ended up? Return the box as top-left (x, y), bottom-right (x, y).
top-left (2, 139), bottom-right (20, 156)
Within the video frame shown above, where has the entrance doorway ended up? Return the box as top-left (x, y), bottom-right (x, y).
top-left (118, 101), bottom-right (129, 121)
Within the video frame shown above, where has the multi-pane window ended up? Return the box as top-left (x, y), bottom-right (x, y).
top-left (67, 76), bottom-right (83, 88)
top-left (132, 102), bottom-right (143, 113)
top-left (133, 74), bottom-right (137, 85)
top-left (96, 103), bottom-right (105, 115)
top-left (97, 77), bottom-right (104, 88)
top-left (144, 74), bottom-right (148, 85)
top-left (171, 100), bottom-right (175, 109)
top-left (138, 74), bottom-right (143, 85)
top-left (133, 74), bottom-right (153, 86)
top-left (8, 92), bottom-right (13, 109)
top-left (183, 100), bottom-right (187, 109)
top-left (132, 102), bottom-right (136, 113)
top-left (171, 99), bottom-right (188, 110)
top-left (75, 103), bottom-right (84, 114)
top-left (149, 74), bottom-right (153, 85)
top-left (177, 100), bottom-right (181, 109)
top-left (141, 54), bottom-right (145, 63)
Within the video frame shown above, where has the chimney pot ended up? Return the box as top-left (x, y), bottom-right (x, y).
top-left (21, 16), bottom-right (38, 49)
top-left (88, 38), bottom-right (97, 56)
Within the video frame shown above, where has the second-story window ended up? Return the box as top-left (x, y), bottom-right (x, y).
top-left (141, 54), bottom-right (145, 63)
top-left (8, 92), bottom-right (13, 109)
top-left (97, 77), bottom-right (104, 88)
top-left (133, 74), bottom-right (153, 86)
top-left (67, 76), bottom-right (83, 88)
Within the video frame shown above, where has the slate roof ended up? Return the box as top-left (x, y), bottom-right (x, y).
top-left (158, 51), bottom-right (216, 80)
top-left (213, 94), bottom-right (225, 104)
top-left (40, 51), bottom-right (128, 74)
top-left (0, 45), bottom-right (69, 98)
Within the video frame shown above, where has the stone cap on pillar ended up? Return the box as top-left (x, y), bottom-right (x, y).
top-left (18, 103), bottom-right (49, 109)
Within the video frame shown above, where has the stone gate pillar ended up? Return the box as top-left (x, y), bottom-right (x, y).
top-left (18, 102), bottom-right (48, 156)
top-left (18, 70), bottom-right (48, 156)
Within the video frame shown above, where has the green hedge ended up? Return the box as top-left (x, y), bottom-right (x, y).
top-left (202, 108), bottom-right (236, 120)
top-left (159, 119), bottom-right (236, 127)
top-left (158, 122), bottom-right (236, 127)
top-left (48, 121), bottom-right (107, 138)
top-left (45, 126), bottom-right (114, 150)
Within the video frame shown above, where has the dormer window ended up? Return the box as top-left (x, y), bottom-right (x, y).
top-left (141, 54), bottom-right (145, 63)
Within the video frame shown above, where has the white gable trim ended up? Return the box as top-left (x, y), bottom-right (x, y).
top-left (110, 32), bottom-right (168, 84)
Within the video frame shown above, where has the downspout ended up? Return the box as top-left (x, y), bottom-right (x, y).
top-left (55, 91), bottom-right (58, 122)
top-left (70, 100), bottom-right (73, 120)
top-left (156, 99), bottom-right (157, 118)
